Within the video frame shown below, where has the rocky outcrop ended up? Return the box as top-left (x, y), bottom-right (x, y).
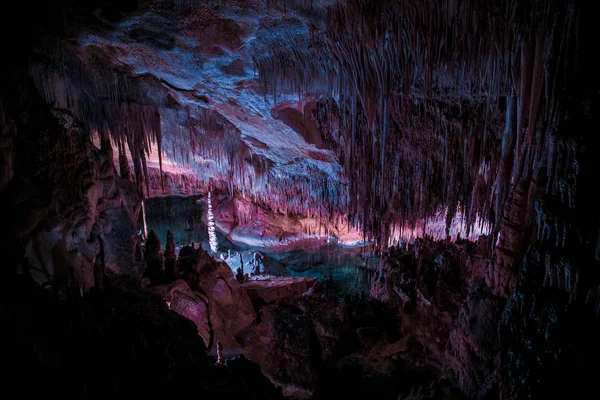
top-left (1, 273), bottom-right (283, 399)
top-left (242, 295), bottom-right (348, 399)
top-left (243, 277), bottom-right (317, 307)
top-left (243, 303), bottom-right (320, 399)
top-left (444, 283), bottom-right (503, 397)
top-left (184, 248), bottom-right (256, 349)
top-left (153, 279), bottom-right (211, 346)
top-left (370, 238), bottom-right (502, 397)
top-left (176, 244), bottom-right (196, 275)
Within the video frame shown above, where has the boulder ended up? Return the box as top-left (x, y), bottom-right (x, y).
top-left (185, 248), bottom-right (256, 349)
top-left (153, 279), bottom-right (211, 346)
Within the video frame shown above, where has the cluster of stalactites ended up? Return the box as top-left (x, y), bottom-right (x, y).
top-left (28, 37), bottom-right (264, 203)
top-left (28, 38), bottom-right (167, 200)
top-left (252, 0), bottom-right (581, 246)
top-left (27, 35), bottom-right (345, 223)
top-left (249, 15), bottom-right (331, 103)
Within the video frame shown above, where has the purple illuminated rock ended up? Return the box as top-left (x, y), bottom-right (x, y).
top-left (153, 279), bottom-right (211, 346)
top-left (185, 248), bottom-right (256, 349)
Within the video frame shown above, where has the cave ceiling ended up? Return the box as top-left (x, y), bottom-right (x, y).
top-left (14, 0), bottom-right (588, 246)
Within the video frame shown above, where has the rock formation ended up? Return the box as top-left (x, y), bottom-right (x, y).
top-left (144, 229), bottom-right (165, 285)
top-left (164, 230), bottom-right (178, 281)
top-left (153, 279), bottom-right (211, 346)
top-left (184, 248), bottom-right (256, 349)
top-left (0, 273), bottom-right (283, 398)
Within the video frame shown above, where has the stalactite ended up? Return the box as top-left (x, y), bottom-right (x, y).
top-left (22, 0), bottom-right (581, 251)
top-left (141, 143), bottom-right (151, 199)
top-left (117, 140), bottom-right (131, 181)
top-left (495, 94), bottom-right (517, 225)
top-left (157, 129), bottom-right (165, 194)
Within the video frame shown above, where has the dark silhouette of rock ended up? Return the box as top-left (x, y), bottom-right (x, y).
top-left (0, 273), bottom-right (283, 399)
top-left (153, 279), bottom-right (210, 346)
top-left (236, 266), bottom-right (246, 283)
top-left (241, 295), bottom-right (349, 398)
top-left (176, 244), bottom-right (196, 274)
top-left (93, 236), bottom-right (107, 292)
top-left (144, 229), bottom-right (164, 285)
top-left (244, 303), bottom-right (318, 397)
top-left (118, 142), bottom-right (131, 181)
top-left (164, 230), bottom-right (178, 282)
top-left (370, 238), bottom-right (503, 398)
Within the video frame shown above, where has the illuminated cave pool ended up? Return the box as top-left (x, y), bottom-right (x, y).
top-left (141, 195), bottom-right (377, 296)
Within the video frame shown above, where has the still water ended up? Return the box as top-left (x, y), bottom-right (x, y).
top-left (141, 196), bottom-right (377, 296)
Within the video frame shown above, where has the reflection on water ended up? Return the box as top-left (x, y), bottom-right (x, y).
top-left (142, 196), bottom-right (378, 296)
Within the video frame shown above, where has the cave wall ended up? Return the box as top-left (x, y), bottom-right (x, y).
top-left (0, 63), bottom-right (141, 292)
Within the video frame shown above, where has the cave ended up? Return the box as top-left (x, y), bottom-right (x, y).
top-left (1, 0), bottom-right (599, 399)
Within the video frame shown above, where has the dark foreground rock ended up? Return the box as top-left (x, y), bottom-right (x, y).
top-left (0, 273), bottom-right (283, 399)
top-left (152, 279), bottom-right (211, 346)
top-left (241, 294), bottom-right (350, 399)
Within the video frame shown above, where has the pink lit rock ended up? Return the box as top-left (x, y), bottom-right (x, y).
top-left (185, 248), bottom-right (257, 349)
top-left (153, 279), bottom-right (211, 346)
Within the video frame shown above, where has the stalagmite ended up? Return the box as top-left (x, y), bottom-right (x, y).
top-left (207, 191), bottom-right (218, 254)
top-left (165, 230), bottom-right (178, 281)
